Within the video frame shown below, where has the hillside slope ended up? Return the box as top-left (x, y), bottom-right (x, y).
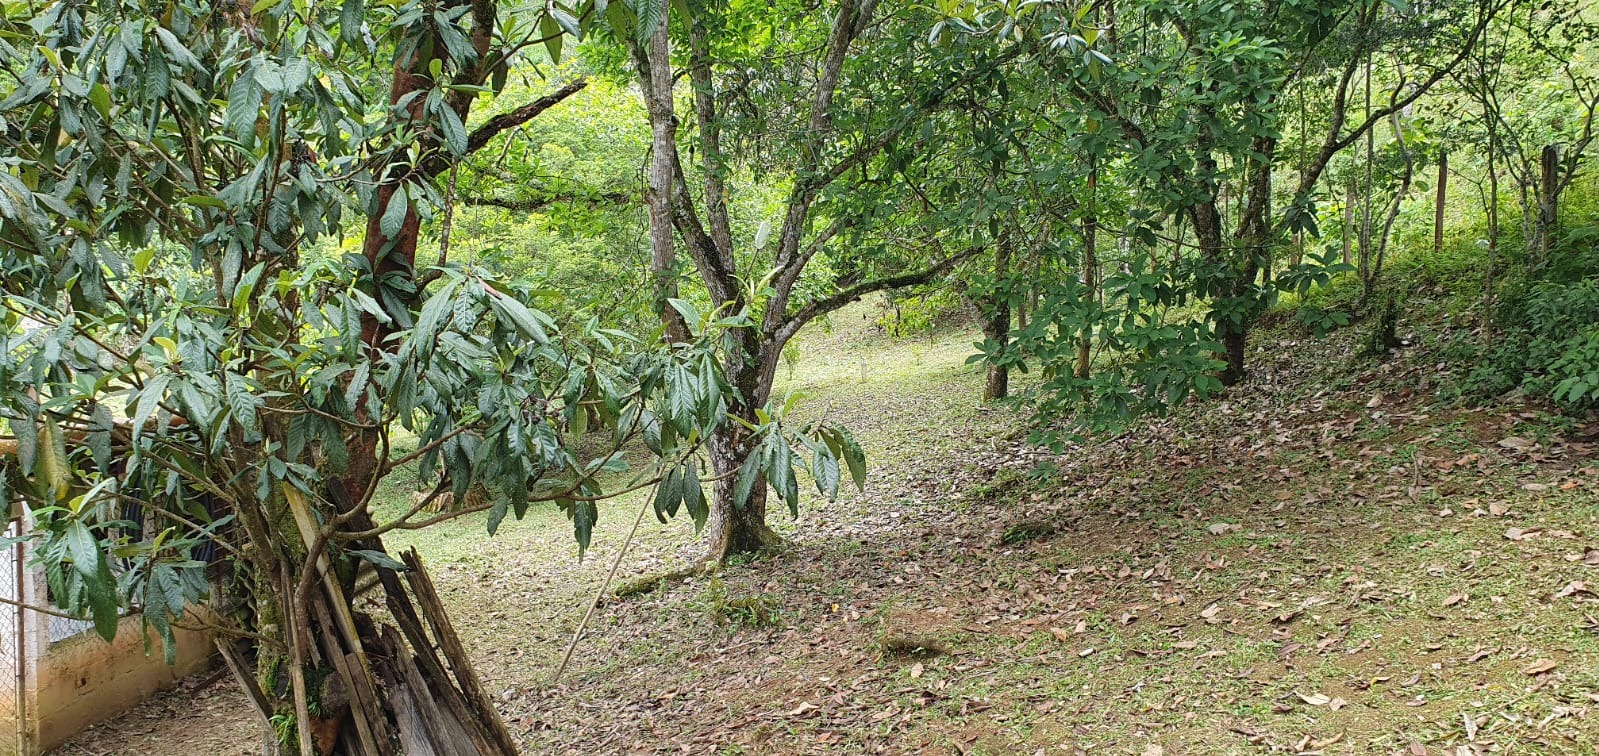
top-left (62, 303), bottom-right (1599, 754)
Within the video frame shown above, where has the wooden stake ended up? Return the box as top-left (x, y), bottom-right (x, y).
top-left (554, 488), bottom-right (656, 684)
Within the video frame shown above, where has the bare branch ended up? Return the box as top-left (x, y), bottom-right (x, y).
top-left (467, 78), bottom-right (588, 157)
top-left (776, 247), bottom-right (982, 346)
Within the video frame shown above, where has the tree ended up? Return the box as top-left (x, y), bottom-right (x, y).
top-left (0, 1), bottom-right (845, 753)
top-left (605, 0), bottom-right (998, 560)
top-left (935, 0), bottom-right (1495, 440)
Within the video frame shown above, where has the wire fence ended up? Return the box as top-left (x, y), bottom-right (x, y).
top-left (0, 518), bottom-right (30, 755)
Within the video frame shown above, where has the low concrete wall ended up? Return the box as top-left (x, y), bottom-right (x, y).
top-left (31, 614), bottom-right (214, 753)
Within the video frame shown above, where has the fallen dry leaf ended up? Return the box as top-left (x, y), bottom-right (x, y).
top-left (1522, 659), bottom-right (1559, 676)
top-left (1553, 581), bottom-right (1594, 600)
top-left (909, 662), bottom-right (924, 678)
top-left (1443, 592), bottom-right (1467, 607)
top-left (785, 701), bottom-right (819, 717)
top-left (1297, 692), bottom-right (1332, 706)
top-left (1505, 527), bottom-right (1541, 541)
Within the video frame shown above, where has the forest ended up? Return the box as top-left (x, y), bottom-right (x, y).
top-left (0, 0), bottom-right (1597, 753)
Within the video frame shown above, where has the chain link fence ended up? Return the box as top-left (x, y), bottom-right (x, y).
top-left (0, 518), bottom-right (30, 755)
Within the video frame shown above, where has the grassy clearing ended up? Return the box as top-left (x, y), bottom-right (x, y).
top-left (60, 297), bottom-right (1599, 754)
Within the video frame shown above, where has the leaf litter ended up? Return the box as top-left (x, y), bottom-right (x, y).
top-left (60, 304), bottom-right (1599, 754)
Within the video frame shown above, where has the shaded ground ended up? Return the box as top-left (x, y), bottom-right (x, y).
top-left (60, 303), bottom-right (1599, 754)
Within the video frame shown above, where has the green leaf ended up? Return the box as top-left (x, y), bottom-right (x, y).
top-left (340, 0), bottom-right (365, 43)
top-left (438, 104), bottom-right (469, 156)
top-left (667, 298), bottom-right (701, 333)
top-left (379, 187), bottom-right (410, 239)
top-left (88, 83), bottom-right (111, 120)
top-left (486, 286), bottom-right (551, 344)
top-left (226, 74), bottom-right (262, 143)
top-left (86, 575), bottom-right (120, 643)
top-left (550, 7), bottom-right (583, 38)
top-left (683, 459), bottom-right (707, 532)
top-left (574, 500), bottom-right (597, 557)
top-left (654, 466), bottom-right (681, 523)
top-left (482, 495), bottom-right (508, 536)
top-left (226, 376), bottom-right (261, 437)
top-left (65, 521), bottom-right (101, 579)
top-left (813, 448), bottom-right (840, 500)
top-left (635, 0), bottom-right (663, 41)
top-left (732, 447), bottom-right (763, 510)
top-left (349, 549), bottom-right (408, 571)
top-left (232, 262), bottom-right (265, 315)
top-left (153, 27), bottom-right (204, 72)
top-left (541, 14), bottom-right (564, 65)
top-left (838, 428), bottom-right (866, 492)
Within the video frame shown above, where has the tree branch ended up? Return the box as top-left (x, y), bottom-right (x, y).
top-left (776, 247), bottom-right (982, 346)
top-left (1280, 0), bottom-right (1500, 233)
top-left (669, 149), bottom-right (744, 309)
top-left (461, 190), bottom-right (634, 213)
top-left (430, 78), bottom-right (590, 178)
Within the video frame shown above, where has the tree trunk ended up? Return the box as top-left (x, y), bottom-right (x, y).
top-left (1484, 122), bottom-right (1500, 341)
top-left (699, 329), bottom-right (786, 561)
top-left (1343, 174), bottom-right (1356, 265)
top-left (1075, 168), bottom-right (1098, 380)
top-left (1536, 143), bottom-right (1559, 267)
top-left (704, 424), bottom-right (782, 560)
top-left (1358, 51), bottom-right (1374, 288)
top-left (637, 0), bottom-right (688, 343)
top-left (1191, 201), bottom-right (1249, 385)
top-left (1366, 107), bottom-right (1414, 305)
top-left (983, 232), bottom-right (1012, 401)
top-left (1434, 150), bottom-right (1448, 255)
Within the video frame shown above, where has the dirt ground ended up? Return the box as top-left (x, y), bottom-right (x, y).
top-left (57, 308), bottom-right (1599, 754)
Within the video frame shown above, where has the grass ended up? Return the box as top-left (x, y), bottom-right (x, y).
top-left (64, 294), bottom-right (1599, 755)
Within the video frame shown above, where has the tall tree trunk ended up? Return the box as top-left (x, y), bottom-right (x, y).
top-left (1343, 174), bottom-right (1356, 265)
top-left (1434, 150), bottom-right (1448, 255)
top-left (1358, 53), bottom-right (1374, 289)
top-left (703, 347), bottom-right (783, 560)
top-left (1483, 103), bottom-right (1500, 341)
top-left (705, 426), bottom-right (781, 559)
top-left (636, 0), bottom-right (689, 342)
top-left (984, 232), bottom-right (1012, 400)
top-left (1216, 136), bottom-right (1277, 387)
top-left (1191, 200), bottom-right (1250, 385)
top-left (1075, 168), bottom-right (1098, 380)
top-left (1536, 143), bottom-right (1559, 267)
top-left (1366, 107), bottom-right (1414, 304)
top-left (259, 4), bottom-right (523, 751)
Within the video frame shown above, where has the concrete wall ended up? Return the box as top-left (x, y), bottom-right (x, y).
top-left (28, 614), bottom-right (215, 754)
